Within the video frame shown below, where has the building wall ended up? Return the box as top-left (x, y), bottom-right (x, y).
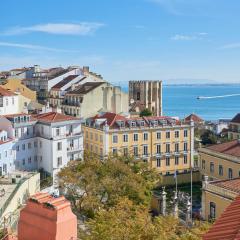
top-left (129, 80), bottom-right (162, 116)
top-left (202, 188), bottom-right (234, 221)
top-left (199, 151), bottom-right (240, 180)
top-left (228, 122), bottom-right (240, 140)
top-left (83, 124), bottom-right (193, 175)
top-left (0, 95), bottom-right (19, 115)
top-left (1, 172), bottom-right (40, 219)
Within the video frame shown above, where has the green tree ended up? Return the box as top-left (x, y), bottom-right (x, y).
top-left (201, 130), bottom-right (217, 145)
top-left (58, 153), bottom-right (160, 218)
top-left (140, 108), bottom-right (153, 117)
top-left (80, 198), bottom-right (210, 240)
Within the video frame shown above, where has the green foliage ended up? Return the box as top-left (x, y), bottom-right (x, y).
top-left (140, 108), bottom-right (153, 117)
top-left (200, 130), bottom-right (217, 145)
top-left (58, 153), bottom-right (160, 218)
top-left (79, 198), bottom-right (210, 240)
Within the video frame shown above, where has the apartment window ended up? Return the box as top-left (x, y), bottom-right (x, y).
top-left (123, 147), bottom-right (128, 156)
top-left (34, 141), bottom-right (37, 148)
top-left (86, 131), bottom-right (88, 139)
top-left (166, 143), bottom-right (170, 153)
top-left (27, 128), bottom-right (30, 135)
top-left (112, 134), bottom-right (118, 143)
top-left (133, 146), bottom-right (138, 156)
top-left (5, 151), bottom-right (7, 157)
top-left (175, 131), bottom-right (179, 138)
top-left (90, 132), bottom-right (93, 140)
top-left (156, 132), bottom-right (161, 140)
top-left (95, 133), bottom-right (98, 141)
top-left (100, 148), bottom-right (103, 156)
top-left (166, 131), bottom-right (170, 139)
top-left (184, 155), bottom-right (188, 164)
top-left (175, 143), bottom-right (179, 153)
top-left (34, 156), bottom-right (37, 162)
top-left (22, 159), bottom-right (25, 165)
top-left (112, 148), bottom-right (117, 155)
top-left (90, 144), bottom-right (93, 152)
top-left (28, 143), bottom-right (31, 149)
top-left (140, 121), bottom-right (145, 127)
top-left (28, 157), bottom-right (31, 164)
top-left (57, 142), bottom-right (62, 151)
top-left (131, 122), bottom-right (136, 127)
top-left (15, 129), bottom-right (18, 137)
top-left (57, 157), bottom-right (62, 167)
top-left (16, 145), bottom-right (19, 151)
top-left (56, 128), bottom-right (60, 136)
top-left (166, 157), bottom-right (170, 166)
top-left (137, 92), bottom-right (140, 100)
top-left (41, 126), bottom-right (44, 135)
top-left (133, 133), bottom-right (138, 142)
top-left (202, 160), bottom-right (206, 169)
top-left (143, 145), bottom-right (148, 156)
top-left (219, 165), bottom-right (223, 176)
top-left (22, 144), bottom-right (25, 150)
top-left (40, 141), bottom-right (42, 148)
top-left (143, 133), bottom-right (148, 141)
top-left (156, 158), bottom-right (161, 167)
top-left (210, 162), bottom-right (214, 173)
top-left (184, 142), bottom-right (188, 151)
top-left (21, 127), bottom-right (24, 136)
top-left (6, 98), bottom-right (8, 106)
top-left (156, 144), bottom-right (161, 154)
top-left (123, 134), bottom-right (128, 142)
top-left (184, 130), bottom-right (188, 138)
top-left (175, 156), bottom-right (179, 165)
top-left (210, 202), bottom-right (216, 220)
top-left (228, 168), bottom-right (233, 179)
top-left (12, 97), bottom-right (14, 105)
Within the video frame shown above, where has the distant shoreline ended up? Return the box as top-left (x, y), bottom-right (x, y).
top-left (164, 83), bottom-right (240, 86)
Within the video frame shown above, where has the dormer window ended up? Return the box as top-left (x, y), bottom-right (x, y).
top-left (140, 121), bottom-right (145, 127)
top-left (131, 121), bottom-right (136, 127)
top-left (120, 121), bottom-right (125, 127)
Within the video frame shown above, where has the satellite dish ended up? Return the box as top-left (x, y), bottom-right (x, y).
top-left (130, 99), bottom-right (135, 104)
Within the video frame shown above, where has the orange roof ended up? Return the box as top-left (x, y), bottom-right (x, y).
top-left (203, 195), bottom-right (240, 240)
top-left (34, 112), bottom-right (79, 123)
top-left (93, 112), bottom-right (126, 126)
top-left (210, 178), bottom-right (240, 194)
top-left (205, 140), bottom-right (240, 158)
top-left (0, 86), bottom-right (16, 96)
top-left (184, 113), bottom-right (203, 123)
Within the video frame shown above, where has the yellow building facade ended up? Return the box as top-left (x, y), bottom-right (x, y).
top-left (2, 78), bottom-right (36, 101)
top-left (83, 112), bottom-right (194, 175)
top-left (228, 113), bottom-right (240, 140)
top-left (199, 140), bottom-right (240, 181)
top-left (201, 176), bottom-right (240, 221)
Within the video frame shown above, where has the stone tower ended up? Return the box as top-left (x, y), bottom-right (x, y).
top-left (129, 80), bottom-right (162, 116)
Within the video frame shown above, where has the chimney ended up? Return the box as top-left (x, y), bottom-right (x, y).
top-left (82, 66), bottom-right (89, 74)
top-left (17, 192), bottom-right (77, 240)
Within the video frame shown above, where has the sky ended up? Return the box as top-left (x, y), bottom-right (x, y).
top-left (1, 0), bottom-right (240, 84)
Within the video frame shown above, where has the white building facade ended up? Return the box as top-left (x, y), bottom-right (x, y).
top-left (0, 87), bottom-right (19, 115)
top-left (0, 112), bottom-right (83, 179)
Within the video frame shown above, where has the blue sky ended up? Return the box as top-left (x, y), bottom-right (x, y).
top-left (1, 0), bottom-right (240, 84)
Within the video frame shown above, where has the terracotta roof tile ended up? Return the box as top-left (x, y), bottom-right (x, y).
top-left (206, 140), bottom-right (240, 158)
top-left (231, 113), bottom-right (240, 124)
top-left (184, 113), bottom-right (203, 122)
top-left (67, 82), bottom-right (104, 95)
top-left (34, 112), bottom-right (79, 123)
top-left (0, 86), bottom-right (16, 96)
top-left (210, 178), bottom-right (240, 194)
top-left (203, 195), bottom-right (240, 240)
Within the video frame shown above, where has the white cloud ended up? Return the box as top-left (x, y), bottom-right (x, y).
top-left (220, 43), bottom-right (240, 49)
top-left (171, 32), bottom-right (208, 41)
top-left (4, 23), bottom-right (104, 36)
top-left (0, 41), bottom-right (75, 52)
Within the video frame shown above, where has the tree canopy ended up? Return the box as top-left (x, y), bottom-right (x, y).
top-left (140, 108), bottom-right (153, 117)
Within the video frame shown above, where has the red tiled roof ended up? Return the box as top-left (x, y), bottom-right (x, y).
top-left (34, 112), bottom-right (79, 123)
top-left (210, 178), bottom-right (240, 194)
top-left (203, 194), bottom-right (240, 240)
top-left (90, 112), bottom-right (181, 128)
top-left (231, 113), bottom-right (240, 124)
top-left (184, 113), bottom-right (203, 122)
top-left (0, 86), bottom-right (16, 96)
top-left (206, 140), bottom-right (240, 158)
